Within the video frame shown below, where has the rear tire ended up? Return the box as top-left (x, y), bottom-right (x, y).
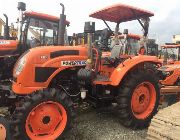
top-left (11, 88), bottom-right (74, 140)
top-left (116, 70), bottom-right (160, 129)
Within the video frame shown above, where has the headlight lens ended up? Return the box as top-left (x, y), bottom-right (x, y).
top-left (14, 56), bottom-right (26, 77)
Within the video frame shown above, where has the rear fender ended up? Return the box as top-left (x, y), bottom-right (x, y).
top-left (110, 56), bottom-right (161, 86)
top-left (160, 68), bottom-right (180, 85)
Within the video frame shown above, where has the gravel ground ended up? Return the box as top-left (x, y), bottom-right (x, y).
top-left (0, 105), bottom-right (147, 140)
top-left (65, 105), bottom-right (147, 140)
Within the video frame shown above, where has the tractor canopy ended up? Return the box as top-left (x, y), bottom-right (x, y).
top-left (161, 44), bottom-right (180, 49)
top-left (24, 11), bottom-right (70, 25)
top-left (88, 3), bottom-right (155, 57)
top-left (89, 3), bottom-right (154, 23)
top-left (118, 34), bottom-right (141, 40)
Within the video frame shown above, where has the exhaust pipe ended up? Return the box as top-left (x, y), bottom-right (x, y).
top-left (58, 3), bottom-right (66, 45)
top-left (3, 14), bottom-right (9, 40)
top-left (17, 2), bottom-right (26, 41)
top-left (84, 22), bottom-right (95, 69)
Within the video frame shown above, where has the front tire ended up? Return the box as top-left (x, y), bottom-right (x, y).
top-left (0, 116), bottom-right (12, 140)
top-left (11, 88), bottom-right (74, 140)
top-left (116, 71), bottom-right (160, 129)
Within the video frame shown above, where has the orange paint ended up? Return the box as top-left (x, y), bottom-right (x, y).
top-left (26, 101), bottom-right (67, 140)
top-left (131, 82), bottom-right (156, 119)
top-left (0, 40), bottom-right (18, 51)
top-left (160, 65), bottom-right (180, 86)
top-left (13, 45), bottom-right (88, 94)
top-left (25, 11), bottom-right (70, 25)
top-left (110, 55), bottom-right (160, 86)
top-left (0, 124), bottom-right (6, 140)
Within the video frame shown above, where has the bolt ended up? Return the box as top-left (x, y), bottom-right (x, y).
top-left (31, 111), bottom-right (35, 116)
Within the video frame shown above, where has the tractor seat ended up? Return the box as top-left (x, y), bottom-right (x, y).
top-left (103, 44), bottom-right (122, 67)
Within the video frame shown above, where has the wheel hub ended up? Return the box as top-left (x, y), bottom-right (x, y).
top-left (0, 124), bottom-right (6, 140)
top-left (139, 94), bottom-right (145, 104)
top-left (131, 82), bottom-right (156, 119)
top-left (42, 116), bottom-right (51, 125)
top-left (26, 101), bottom-right (67, 139)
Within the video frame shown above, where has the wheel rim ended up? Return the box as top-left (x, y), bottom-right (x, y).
top-left (0, 124), bottom-right (6, 140)
top-left (26, 101), bottom-right (67, 140)
top-left (131, 82), bottom-right (156, 119)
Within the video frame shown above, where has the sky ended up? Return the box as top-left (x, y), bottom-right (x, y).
top-left (0, 0), bottom-right (180, 44)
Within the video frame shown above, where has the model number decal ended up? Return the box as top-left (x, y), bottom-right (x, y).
top-left (61, 60), bottom-right (86, 66)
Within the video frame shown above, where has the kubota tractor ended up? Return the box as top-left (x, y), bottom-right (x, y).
top-left (0, 3), bottom-right (161, 140)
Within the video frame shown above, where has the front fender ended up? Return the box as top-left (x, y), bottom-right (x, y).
top-left (110, 55), bottom-right (161, 86)
top-left (13, 47), bottom-right (87, 94)
top-left (41, 56), bottom-right (87, 86)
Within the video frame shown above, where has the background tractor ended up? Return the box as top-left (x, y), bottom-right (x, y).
top-left (0, 3), bottom-right (161, 140)
top-left (0, 2), bottom-right (70, 80)
top-left (158, 44), bottom-right (180, 105)
top-left (147, 43), bottom-right (180, 140)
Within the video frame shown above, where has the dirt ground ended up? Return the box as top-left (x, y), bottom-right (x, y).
top-left (65, 105), bottom-right (147, 140)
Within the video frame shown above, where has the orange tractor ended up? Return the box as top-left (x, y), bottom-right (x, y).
top-left (158, 44), bottom-right (180, 105)
top-left (0, 3), bottom-right (161, 140)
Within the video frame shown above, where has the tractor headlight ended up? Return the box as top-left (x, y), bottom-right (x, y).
top-left (14, 56), bottom-right (26, 77)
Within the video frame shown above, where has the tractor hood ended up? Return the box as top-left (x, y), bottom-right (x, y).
top-left (25, 45), bottom-right (88, 64)
top-left (13, 45), bottom-right (89, 93)
top-left (0, 40), bottom-right (19, 57)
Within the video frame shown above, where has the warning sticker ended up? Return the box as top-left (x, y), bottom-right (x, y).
top-left (61, 60), bottom-right (86, 66)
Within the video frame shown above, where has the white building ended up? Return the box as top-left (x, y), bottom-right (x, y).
top-left (0, 18), bottom-right (5, 36)
top-left (172, 35), bottom-right (180, 44)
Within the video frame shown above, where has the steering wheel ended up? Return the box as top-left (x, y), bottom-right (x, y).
top-left (169, 54), bottom-right (177, 60)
